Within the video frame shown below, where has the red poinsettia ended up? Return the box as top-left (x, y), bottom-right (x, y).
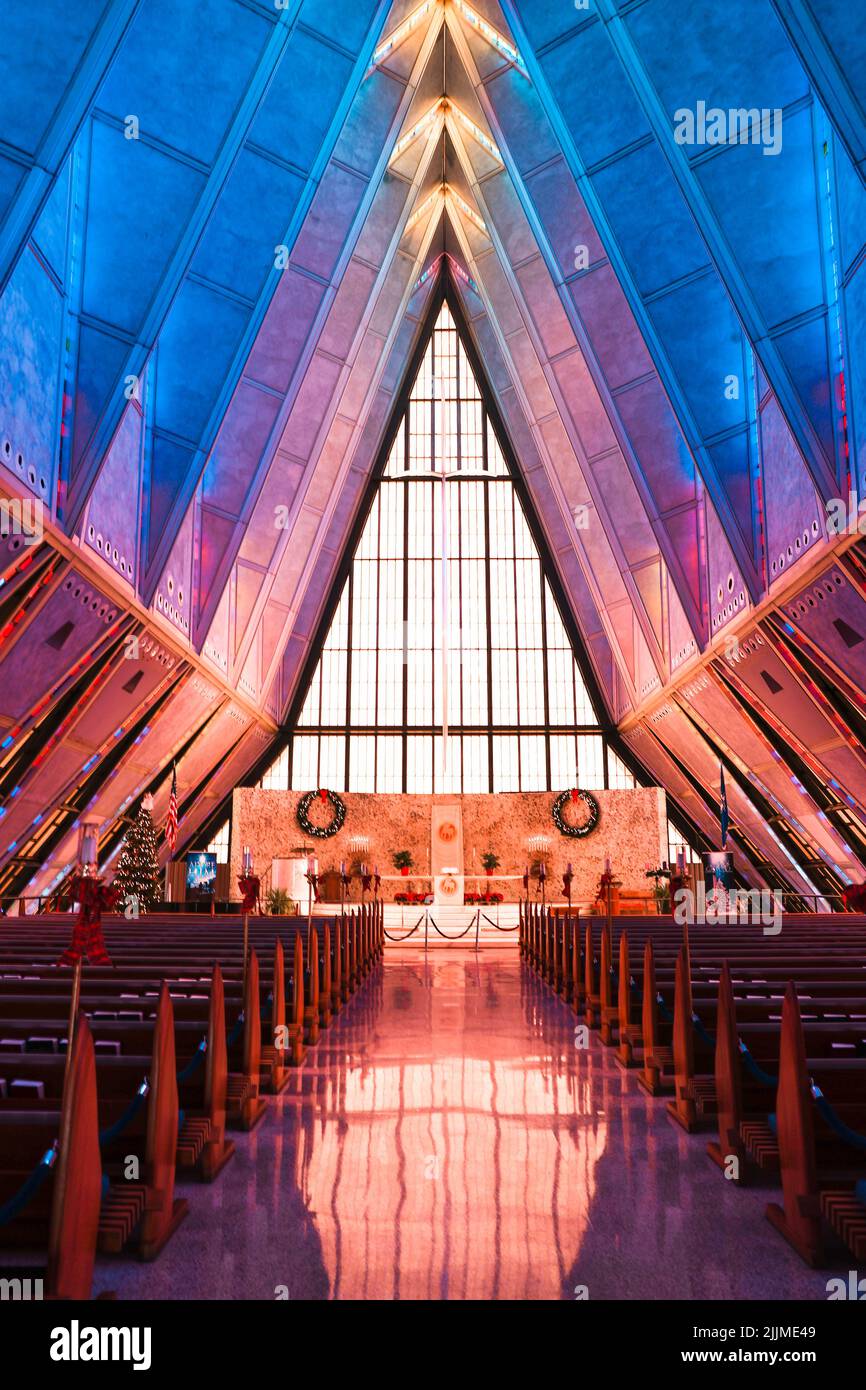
top-left (237, 873), bottom-right (261, 913)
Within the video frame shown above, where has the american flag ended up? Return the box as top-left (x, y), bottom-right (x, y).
top-left (165, 765), bottom-right (178, 855)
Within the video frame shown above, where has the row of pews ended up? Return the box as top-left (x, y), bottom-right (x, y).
top-left (520, 902), bottom-right (866, 1268)
top-left (0, 903), bottom-right (383, 1298)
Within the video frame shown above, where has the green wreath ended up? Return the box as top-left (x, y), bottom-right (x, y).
top-left (297, 789), bottom-right (346, 839)
top-left (552, 788), bottom-right (600, 839)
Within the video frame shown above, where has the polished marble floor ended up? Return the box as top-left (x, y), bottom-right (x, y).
top-left (92, 952), bottom-right (833, 1300)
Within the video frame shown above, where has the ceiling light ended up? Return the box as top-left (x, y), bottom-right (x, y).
top-left (451, 1), bottom-right (527, 76)
top-left (445, 99), bottom-right (502, 162)
top-left (390, 99), bottom-right (446, 164)
top-left (372, 2), bottom-right (437, 68)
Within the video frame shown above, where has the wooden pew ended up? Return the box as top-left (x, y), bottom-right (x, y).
top-left (319, 925), bottom-right (332, 1028)
top-left (304, 927), bottom-right (320, 1045)
top-left (197, 964), bottom-right (234, 1180)
top-left (766, 983), bottom-right (866, 1266)
top-left (227, 950), bottom-right (266, 1131)
top-left (97, 982), bottom-right (188, 1261)
top-left (636, 940), bottom-right (672, 1096)
top-left (259, 938), bottom-right (289, 1095)
top-left (0, 965), bottom-right (240, 1181)
top-left (668, 958), bottom-right (866, 1138)
top-left (0, 1017), bottom-right (103, 1299)
top-left (287, 933), bottom-right (306, 1067)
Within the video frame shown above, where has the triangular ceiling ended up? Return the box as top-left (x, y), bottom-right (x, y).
top-left (1, 0), bottom-right (866, 904)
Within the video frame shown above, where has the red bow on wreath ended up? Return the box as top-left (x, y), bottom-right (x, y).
top-left (58, 875), bottom-right (120, 968)
top-left (237, 873), bottom-right (261, 913)
top-left (318, 787), bottom-right (329, 802)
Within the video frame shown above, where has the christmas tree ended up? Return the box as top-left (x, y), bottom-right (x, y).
top-left (113, 794), bottom-right (161, 912)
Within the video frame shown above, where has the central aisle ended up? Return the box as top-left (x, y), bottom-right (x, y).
top-left (94, 952), bottom-right (829, 1301)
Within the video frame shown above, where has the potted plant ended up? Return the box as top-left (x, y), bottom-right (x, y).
top-left (481, 851), bottom-right (500, 877)
top-left (393, 850), bottom-right (413, 877)
top-left (645, 866), bottom-right (671, 915)
top-left (266, 887), bottom-right (294, 916)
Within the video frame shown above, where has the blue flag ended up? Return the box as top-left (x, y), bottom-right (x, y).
top-left (720, 765), bottom-right (729, 848)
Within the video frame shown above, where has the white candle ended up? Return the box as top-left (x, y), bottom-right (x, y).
top-left (605, 854), bottom-right (612, 874)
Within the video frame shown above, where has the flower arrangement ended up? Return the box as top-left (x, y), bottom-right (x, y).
top-left (465, 890), bottom-right (503, 905)
top-left (481, 851), bottom-right (500, 874)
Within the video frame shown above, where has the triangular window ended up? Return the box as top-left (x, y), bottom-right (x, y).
top-left (262, 296), bottom-right (617, 794)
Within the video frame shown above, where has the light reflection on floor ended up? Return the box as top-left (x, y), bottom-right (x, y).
top-left (93, 952), bottom-right (832, 1301)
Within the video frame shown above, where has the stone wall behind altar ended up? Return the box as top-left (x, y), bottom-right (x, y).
top-left (230, 787), bottom-right (667, 904)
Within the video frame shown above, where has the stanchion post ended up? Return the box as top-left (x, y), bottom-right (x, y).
top-left (306, 871), bottom-right (312, 957)
top-left (242, 910), bottom-right (250, 994)
top-left (64, 957), bottom-right (82, 1083)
